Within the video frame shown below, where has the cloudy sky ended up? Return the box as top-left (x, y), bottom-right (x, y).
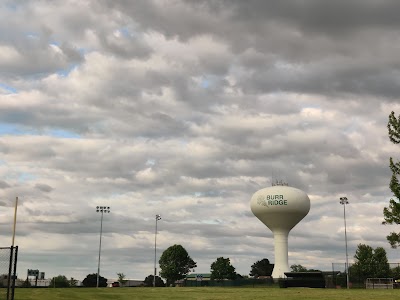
top-left (1, 0), bottom-right (400, 281)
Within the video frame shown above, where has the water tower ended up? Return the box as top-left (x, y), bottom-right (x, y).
top-left (250, 183), bottom-right (310, 279)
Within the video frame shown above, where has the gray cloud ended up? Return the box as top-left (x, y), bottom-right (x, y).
top-left (0, 180), bottom-right (10, 189)
top-left (35, 183), bottom-right (53, 193)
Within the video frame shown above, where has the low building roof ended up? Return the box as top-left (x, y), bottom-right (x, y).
top-left (186, 273), bottom-right (211, 278)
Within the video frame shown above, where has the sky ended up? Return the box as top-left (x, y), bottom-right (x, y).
top-left (1, 0), bottom-right (400, 282)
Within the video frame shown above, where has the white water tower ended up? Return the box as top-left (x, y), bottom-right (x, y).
top-left (250, 184), bottom-right (310, 279)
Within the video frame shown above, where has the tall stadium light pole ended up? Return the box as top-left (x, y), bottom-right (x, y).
top-left (96, 206), bottom-right (110, 288)
top-left (12, 196), bottom-right (18, 247)
top-left (340, 197), bottom-right (350, 289)
top-left (153, 214), bottom-right (161, 287)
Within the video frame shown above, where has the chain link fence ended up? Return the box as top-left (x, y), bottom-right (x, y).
top-left (182, 263), bottom-right (400, 289)
top-left (331, 262), bottom-right (400, 288)
top-left (0, 247), bottom-right (18, 300)
top-left (183, 277), bottom-right (274, 287)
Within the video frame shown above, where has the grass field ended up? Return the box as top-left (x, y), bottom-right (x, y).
top-left (13, 287), bottom-right (399, 300)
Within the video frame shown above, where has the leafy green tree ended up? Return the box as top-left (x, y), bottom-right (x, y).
top-left (69, 277), bottom-right (78, 287)
top-left (351, 244), bottom-right (390, 281)
top-left (383, 111), bottom-right (400, 248)
top-left (390, 266), bottom-right (400, 279)
top-left (334, 272), bottom-right (347, 287)
top-left (351, 244), bottom-right (374, 281)
top-left (82, 273), bottom-right (107, 287)
top-left (373, 247), bottom-right (391, 277)
top-left (210, 257), bottom-right (236, 281)
top-left (159, 244), bottom-right (197, 286)
top-left (50, 275), bottom-right (70, 288)
top-left (143, 275), bottom-right (165, 287)
top-left (289, 264), bottom-right (320, 273)
top-left (21, 277), bottom-right (31, 287)
top-left (290, 264), bottom-right (308, 272)
top-left (117, 273), bottom-right (127, 286)
top-left (249, 258), bottom-right (274, 277)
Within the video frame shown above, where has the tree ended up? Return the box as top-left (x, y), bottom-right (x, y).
top-left (210, 257), bottom-right (236, 281)
top-left (351, 244), bottom-right (390, 281)
top-left (159, 244), bottom-right (197, 286)
top-left (82, 273), bottom-right (107, 287)
top-left (390, 266), bottom-right (400, 279)
top-left (143, 275), bottom-right (165, 287)
top-left (50, 275), bottom-right (70, 288)
top-left (249, 258), bottom-right (274, 277)
top-left (289, 264), bottom-right (320, 273)
top-left (383, 111), bottom-right (400, 248)
top-left (373, 247), bottom-right (390, 277)
top-left (290, 264), bottom-right (308, 272)
top-left (21, 277), bottom-right (31, 287)
top-left (69, 277), bottom-right (78, 287)
top-left (351, 244), bottom-right (374, 281)
top-left (117, 273), bottom-right (127, 287)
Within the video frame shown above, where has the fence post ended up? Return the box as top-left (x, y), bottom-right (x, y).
top-left (11, 247), bottom-right (18, 300)
top-left (7, 247), bottom-right (13, 300)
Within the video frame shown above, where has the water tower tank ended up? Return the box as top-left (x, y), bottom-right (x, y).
top-left (250, 185), bottom-right (310, 279)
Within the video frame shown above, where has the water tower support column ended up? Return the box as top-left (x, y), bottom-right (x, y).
top-left (272, 229), bottom-right (289, 279)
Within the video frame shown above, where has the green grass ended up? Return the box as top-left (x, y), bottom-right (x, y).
top-left (13, 287), bottom-right (399, 300)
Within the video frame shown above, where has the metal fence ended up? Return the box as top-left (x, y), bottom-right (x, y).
top-left (331, 262), bottom-right (400, 288)
top-left (182, 263), bottom-right (400, 289)
top-left (183, 277), bottom-right (274, 287)
top-left (0, 246), bottom-right (18, 300)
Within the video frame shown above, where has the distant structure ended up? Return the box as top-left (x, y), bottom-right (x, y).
top-left (250, 184), bottom-right (310, 279)
top-left (272, 179), bottom-right (289, 186)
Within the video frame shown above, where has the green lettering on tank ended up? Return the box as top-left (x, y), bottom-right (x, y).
top-left (257, 195), bottom-right (288, 207)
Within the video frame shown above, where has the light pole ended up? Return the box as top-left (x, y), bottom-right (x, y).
top-left (153, 214), bottom-right (161, 287)
top-left (339, 197), bottom-right (349, 289)
top-left (96, 206), bottom-right (110, 288)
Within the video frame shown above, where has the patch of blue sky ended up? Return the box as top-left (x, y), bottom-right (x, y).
top-left (118, 27), bottom-right (132, 38)
top-left (46, 129), bottom-right (81, 139)
top-left (56, 63), bottom-right (79, 77)
top-left (0, 123), bottom-right (25, 135)
top-left (77, 47), bottom-right (90, 55)
top-left (342, 119), bottom-right (360, 134)
top-left (49, 40), bottom-right (60, 46)
top-left (194, 191), bottom-right (221, 197)
top-left (5, 2), bottom-right (17, 11)
top-left (18, 172), bottom-right (36, 183)
top-left (200, 78), bottom-right (210, 89)
top-left (200, 75), bottom-right (221, 89)
top-left (25, 31), bottom-right (40, 40)
top-left (0, 83), bottom-right (17, 94)
top-left (0, 123), bottom-right (81, 138)
top-left (146, 159), bottom-right (156, 166)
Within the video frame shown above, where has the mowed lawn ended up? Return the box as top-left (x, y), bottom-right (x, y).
top-left (14, 287), bottom-right (399, 300)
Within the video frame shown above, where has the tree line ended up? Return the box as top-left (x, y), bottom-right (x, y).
top-left (156, 244), bottom-right (274, 286)
top-left (37, 241), bottom-right (399, 288)
top-left (40, 244), bottom-right (275, 287)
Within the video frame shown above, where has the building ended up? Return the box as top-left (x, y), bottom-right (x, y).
top-left (106, 278), bottom-right (144, 287)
